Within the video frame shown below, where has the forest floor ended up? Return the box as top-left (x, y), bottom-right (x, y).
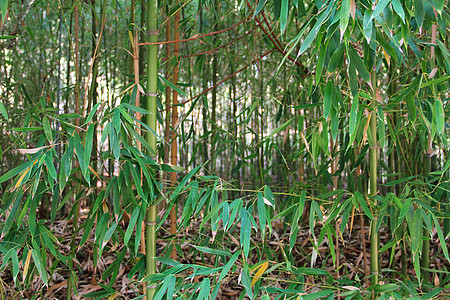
top-left (1, 209), bottom-right (449, 299)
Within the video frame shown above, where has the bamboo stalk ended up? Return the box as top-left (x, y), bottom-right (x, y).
top-left (145, 0), bottom-right (158, 296)
top-left (369, 65), bottom-right (379, 289)
top-left (169, 6), bottom-right (180, 260)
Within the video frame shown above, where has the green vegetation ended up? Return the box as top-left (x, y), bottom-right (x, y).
top-left (0, 0), bottom-right (450, 299)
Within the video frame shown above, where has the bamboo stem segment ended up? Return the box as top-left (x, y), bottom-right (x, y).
top-left (145, 0), bottom-right (158, 297)
top-left (369, 66), bottom-right (379, 289)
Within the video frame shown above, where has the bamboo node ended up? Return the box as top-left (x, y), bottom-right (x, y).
top-left (145, 93), bottom-right (158, 97)
top-left (145, 222), bottom-right (157, 226)
top-left (147, 30), bottom-right (159, 35)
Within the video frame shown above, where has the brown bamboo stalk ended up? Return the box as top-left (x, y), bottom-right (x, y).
top-left (169, 7), bottom-right (180, 260)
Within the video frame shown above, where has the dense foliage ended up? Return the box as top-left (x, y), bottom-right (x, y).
top-left (1, 0), bottom-right (450, 299)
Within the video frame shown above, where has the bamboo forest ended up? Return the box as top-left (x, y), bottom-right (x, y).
top-left (1, 0), bottom-right (450, 299)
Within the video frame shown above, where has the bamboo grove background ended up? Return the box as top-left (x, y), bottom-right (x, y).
top-left (1, 0), bottom-right (450, 298)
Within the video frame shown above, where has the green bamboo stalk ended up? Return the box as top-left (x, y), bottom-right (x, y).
top-left (145, 0), bottom-right (158, 296)
top-left (369, 65), bottom-right (379, 289)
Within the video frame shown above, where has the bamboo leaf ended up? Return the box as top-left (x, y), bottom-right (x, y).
top-left (124, 207), bottom-right (140, 246)
top-left (432, 214), bottom-right (449, 262)
top-left (363, 10), bottom-right (373, 43)
top-left (280, 0), bottom-right (288, 33)
top-left (193, 246), bottom-right (231, 257)
top-left (158, 74), bottom-right (187, 97)
top-left (253, 0), bottom-right (267, 17)
top-left (171, 165), bottom-right (201, 200)
top-left (372, 0), bottom-right (390, 20)
top-left (257, 192), bottom-right (267, 239)
top-left (219, 251), bottom-right (239, 281)
top-left (0, 0), bottom-right (7, 23)
top-left (391, 0), bottom-right (405, 22)
top-left (263, 117), bottom-right (294, 141)
top-left (414, 0), bottom-right (424, 28)
top-left (241, 264), bottom-right (253, 299)
top-left (355, 192), bottom-right (374, 219)
top-left (327, 43), bottom-right (344, 73)
top-left (435, 99), bottom-right (444, 133)
top-left (324, 80), bottom-right (333, 119)
top-left (405, 93), bottom-right (416, 122)
top-left (31, 248), bottom-right (48, 285)
top-left (0, 101), bottom-right (8, 120)
top-left (339, 0), bottom-right (350, 39)
top-left (84, 123), bottom-right (95, 176)
top-left (348, 47), bottom-right (370, 82)
top-left (302, 290), bottom-right (333, 300)
top-left (43, 116), bottom-right (52, 143)
top-left (251, 261), bottom-right (268, 287)
top-left (83, 102), bottom-right (101, 126)
top-left (196, 278), bottom-right (211, 300)
top-left (240, 208), bottom-right (251, 259)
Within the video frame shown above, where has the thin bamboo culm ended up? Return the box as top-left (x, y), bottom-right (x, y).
top-left (145, 0), bottom-right (158, 297)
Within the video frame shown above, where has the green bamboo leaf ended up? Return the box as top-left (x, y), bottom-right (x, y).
top-left (158, 74), bottom-right (187, 97)
top-left (421, 75), bottom-right (450, 88)
top-left (373, 284), bottom-right (399, 293)
top-left (435, 99), bottom-right (444, 133)
top-left (355, 192), bottom-right (374, 219)
top-left (391, 0), bottom-right (405, 22)
top-left (82, 102), bottom-right (101, 126)
top-left (280, 0), bottom-right (288, 33)
top-left (31, 248), bottom-right (48, 285)
top-left (193, 245), bottom-right (231, 257)
top-left (349, 95), bottom-right (359, 136)
top-left (42, 116), bottom-right (53, 143)
top-left (44, 152), bottom-right (56, 180)
top-left (372, 0), bottom-right (390, 20)
top-left (432, 0), bottom-right (444, 14)
top-left (59, 113), bottom-right (81, 119)
top-left (154, 274), bottom-right (174, 300)
top-left (124, 207), bottom-right (140, 245)
top-left (0, 101), bottom-right (8, 120)
top-left (240, 208), bottom-right (251, 259)
top-left (257, 192), bottom-right (267, 239)
top-left (84, 123), bottom-right (94, 174)
top-left (11, 250), bottom-right (19, 283)
top-left (2, 193), bottom-right (22, 234)
top-left (414, 0), bottom-right (424, 28)
top-left (110, 126), bottom-right (120, 161)
top-left (219, 251), bottom-right (239, 281)
top-left (121, 102), bottom-right (151, 115)
top-left (405, 93), bottom-right (417, 122)
top-left (12, 127), bottom-right (43, 132)
top-left (241, 264), bottom-right (253, 299)
top-left (299, 2), bottom-right (335, 54)
top-left (324, 81), bottom-right (333, 119)
top-left (171, 165), bottom-right (201, 200)
top-left (253, 0), bottom-right (267, 17)
top-left (363, 10), bottom-right (373, 43)
top-left (432, 214), bottom-right (449, 262)
top-left (411, 209), bottom-right (422, 254)
top-left (0, 0), bottom-right (7, 23)
top-left (327, 43), bottom-right (344, 73)
top-left (196, 278), bottom-right (211, 300)
top-left (199, 201), bottom-right (225, 230)
top-left (339, 0), bottom-right (350, 39)
top-left (348, 47), bottom-right (370, 82)
top-left (0, 160), bottom-right (32, 184)
top-left (297, 267), bottom-right (331, 276)
top-left (302, 289), bottom-right (333, 300)
top-left (263, 117), bottom-right (294, 141)
top-left (315, 42), bottom-right (328, 83)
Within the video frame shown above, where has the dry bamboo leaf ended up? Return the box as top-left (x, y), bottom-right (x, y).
top-left (23, 250), bottom-right (32, 281)
top-left (350, 0), bottom-right (356, 19)
top-left (251, 261), bottom-right (268, 287)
